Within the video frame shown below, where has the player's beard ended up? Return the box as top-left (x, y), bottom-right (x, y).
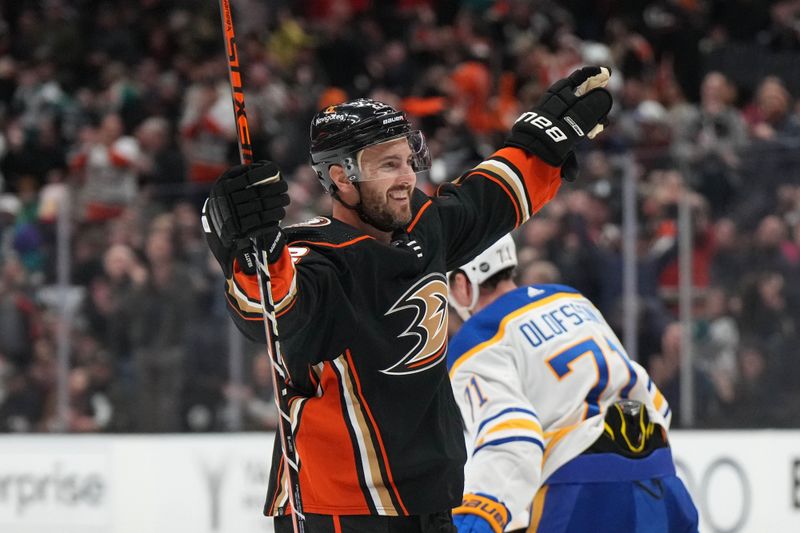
top-left (359, 182), bottom-right (413, 231)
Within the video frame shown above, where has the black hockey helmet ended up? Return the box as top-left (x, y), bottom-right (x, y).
top-left (309, 98), bottom-right (430, 193)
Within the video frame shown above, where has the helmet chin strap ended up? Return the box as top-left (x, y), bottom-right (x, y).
top-left (332, 184), bottom-right (399, 233)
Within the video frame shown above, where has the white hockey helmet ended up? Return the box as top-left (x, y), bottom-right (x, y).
top-left (449, 234), bottom-right (517, 320)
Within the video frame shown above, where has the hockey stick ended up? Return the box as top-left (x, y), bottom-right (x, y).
top-left (216, 1), bottom-right (306, 532)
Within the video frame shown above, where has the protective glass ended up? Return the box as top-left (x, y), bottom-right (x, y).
top-left (349, 130), bottom-right (431, 183)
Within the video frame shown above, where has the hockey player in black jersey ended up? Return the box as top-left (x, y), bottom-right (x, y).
top-left (203, 67), bottom-right (613, 533)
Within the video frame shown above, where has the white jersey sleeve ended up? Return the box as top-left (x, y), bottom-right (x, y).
top-left (447, 284), bottom-right (670, 531)
top-left (450, 340), bottom-right (544, 530)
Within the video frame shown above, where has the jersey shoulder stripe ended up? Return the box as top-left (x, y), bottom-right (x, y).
top-left (447, 284), bottom-right (583, 372)
top-left (474, 157), bottom-right (530, 224)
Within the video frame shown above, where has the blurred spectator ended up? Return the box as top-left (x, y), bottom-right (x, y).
top-left (99, 243), bottom-right (146, 366)
top-left (1, 116), bottom-right (66, 191)
top-left (223, 351), bottom-right (279, 431)
top-left (66, 365), bottom-right (113, 433)
top-left (726, 346), bottom-right (777, 426)
top-left (0, 370), bottom-right (43, 432)
top-left (518, 259), bottom-right (561, 286)
top-left (746, 215), bottom-right (798, 281)
top-left (760, 0), bottom-right (800, 51)
top-left (71, 113), bottom-right (142, 222)
top-left (643, 174), bottom-right (715, 305)
top-left (744, 76), bottom-right (800, 141)
top-left (9, 59), bottom-right (68, 134)
top-left (648, 322), bottom-right (717, 426)
top-left (708, 0), bottom-right (770, 44)
top-left (709, 217), bottom-right (745, 293)
top-left (672, 72), bottom-right (747, 215)
top-left (0, 194), bottom-right (21, 261)
top-left (180, 80), bottom-right (235, 185)
top-left (695, 287), bottom-right (739, 407)
top-left (314, 7), bottom-right (369, 94)
top-left (0, 256), bottom-right (39, 371)
top-left (739, 271), bottom-right (798, 357)
top-left (121, 228), bottom-right (195, 432)
top-left (135, 116), bottom-right (186, 200)
top-left (618, 99), bottom-right (675, 170)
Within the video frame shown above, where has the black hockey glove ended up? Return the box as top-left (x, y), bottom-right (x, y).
top-left (506, 66), bottom-right (613, 181)
top-left (203, 161), bottom-right (289, 274)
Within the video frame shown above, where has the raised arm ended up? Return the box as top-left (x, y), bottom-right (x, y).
top-left (435, 67), bottom-right (613, 269)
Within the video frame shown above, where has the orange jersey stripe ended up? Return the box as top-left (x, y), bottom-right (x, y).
top-left (406, 200), bottom-right (433, 233)
top-left (492, 147), bottom-right (562, 213)
top-left (268, 246), bottom-right (296, 304)
top-left (228, 248), bottom-right (297, 318)
top-left (232, 259), bottom-right (262, 302)
top-left (294, 362), bottom-right (369, 513)
top-left (406, 343), bottom-right (447, 369)
top-left (345, 349), bottom-right (409, 515)
top-left (291, 235), bottom-right (373, 249)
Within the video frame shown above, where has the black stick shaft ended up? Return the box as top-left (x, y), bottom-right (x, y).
top-left (216, 1), bottom-right (305, 531)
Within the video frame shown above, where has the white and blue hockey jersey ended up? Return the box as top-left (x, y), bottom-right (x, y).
top-left (447, 284), bottom-right (671, 531)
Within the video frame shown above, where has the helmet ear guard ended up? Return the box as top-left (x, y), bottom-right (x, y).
top-left (448, 234), bottom-right (518, 320)
top-left (448, 270), bottom-right (481, 322)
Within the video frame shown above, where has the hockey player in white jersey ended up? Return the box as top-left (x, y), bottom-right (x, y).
top-left (447, 235), bottom-right (698, 533)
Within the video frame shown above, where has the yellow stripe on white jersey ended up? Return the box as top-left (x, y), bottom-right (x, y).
top-left (485, 419), bottom-right (543, 437)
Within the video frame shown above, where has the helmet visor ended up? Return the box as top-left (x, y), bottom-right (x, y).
top-left (352, 130), bottom-right (431, 183)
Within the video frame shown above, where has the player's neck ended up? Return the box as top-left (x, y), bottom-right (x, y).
top-left (332, 202), bottom-right (392, 243)
top-left (475, 280), bottom-right (518, 313)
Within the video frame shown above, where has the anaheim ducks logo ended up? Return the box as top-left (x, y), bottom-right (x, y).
top-left (381, 273), bottom-right (449, 376)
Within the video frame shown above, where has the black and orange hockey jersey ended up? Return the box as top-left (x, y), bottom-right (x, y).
top-left (212, 147), bottom-right (563, 517)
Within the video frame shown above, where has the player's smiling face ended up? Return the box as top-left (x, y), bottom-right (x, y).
top-left (357, 137), bottom-right (417, 230)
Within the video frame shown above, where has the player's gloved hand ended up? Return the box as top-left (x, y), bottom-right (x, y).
top-left (205, 160), bottom-right (289, 264)
top-left (505, 66), bottom-right (613, 181)
top-left (452, 493), bottom-right (511, 533)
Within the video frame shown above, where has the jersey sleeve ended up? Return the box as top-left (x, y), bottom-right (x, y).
top-left (451, 342), bottom-right (545, 530)
top-left (627, 359), bottom-right (672, 428)
top-left (221, 246), bottom-right (294, 341)
top-left (221, 244), bottom-right (351, 373)
top-left (433, 146), bottom-right (562, 270)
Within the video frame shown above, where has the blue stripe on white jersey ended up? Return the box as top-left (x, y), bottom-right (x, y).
top-left (474, 436), bottom-right (544, 455)
top-left (477, 407), bottom-right (539, 434)
top-left (473, 406), bottom-right (543, 457)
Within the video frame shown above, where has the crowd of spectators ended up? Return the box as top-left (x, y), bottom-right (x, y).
top-left (0, 0), bottom-right (799, 433)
